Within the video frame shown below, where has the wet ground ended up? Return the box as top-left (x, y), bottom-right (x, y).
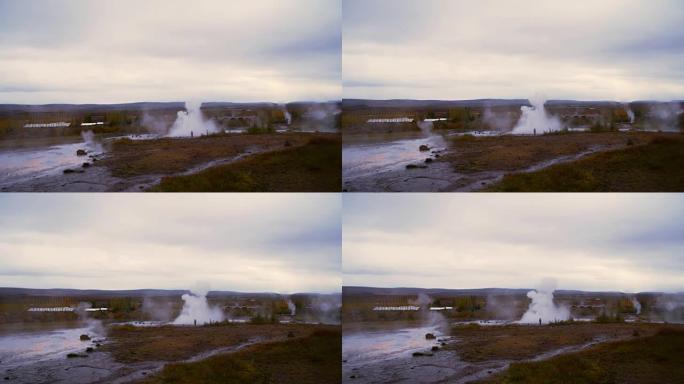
top-left (342, 130), bottom-right (652, 192)
top-left (341, 321), bottom-right (670, 384)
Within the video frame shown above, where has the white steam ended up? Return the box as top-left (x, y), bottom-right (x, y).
top-left (172, 288), bottom-right (224, 325)
top-left (287, 299), bottom-right (296, 316)
top-left (167, 101), bottom-right (219, 137)
top-left (519, 278), bottom-right (569, 324)
top-left (417, 120), bottom-right (434, 135)
top-left (511, 96), bottom-right (562, 135)
top-left (281, 106), bottom-right (292, 125)
top-left (81, 130), bottom-right (103, 153)
top-left (626, 106), bottom-right (635, 124)
top-left (631, 297), bottom-right (641, 315)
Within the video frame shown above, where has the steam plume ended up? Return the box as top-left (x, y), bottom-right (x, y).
top-left (511, 96), bottom-right (562, 135)
top-left (167, 101), bottom-right (219, 137)
top-left (519, 278), bottom-right (569, 324)
top-left (81, 130), bottom-right (103, 153)
top-left (172, 288), bottom-right (224, 325)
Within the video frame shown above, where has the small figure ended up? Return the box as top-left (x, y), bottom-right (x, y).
top-left (191, 131), bottom-right (194, 138)
top-left (539, 318), bottom-right (542, 326)
top-left (533, 128), bottom-right (537, 136)
top-left (194, 319), bottom-right (197, 327)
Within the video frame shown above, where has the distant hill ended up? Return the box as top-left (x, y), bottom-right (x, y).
top-left (0, 287), bottom-right (339, 298)
top-left (342, 286), bottom-right (667, 296)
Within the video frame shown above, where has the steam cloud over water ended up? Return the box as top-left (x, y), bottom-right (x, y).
top-left (511, 96), bottom-right (562, 135)
top-left (81, 130), bottom-right (103, 153)
top-left (519, 279), bottom-right (570, 324)
top-left (288, 299), bottom-right (296, 316)
top-left (172, 288), bottom-right (224, 325)
top-left (167, 101), bottom-right (220, 137)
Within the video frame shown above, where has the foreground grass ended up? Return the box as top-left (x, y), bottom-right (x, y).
top-left (151, 136), bottom-right (341, 192)
top-left (139, 329), bottom-right (341, 384)
top-left (481, 328), bottom-right (684, 384)
top-left (104, 323), bottom-right (327, 364)
top-left (446, 323), bottom-right (662, 362)
top-left (487, 135), bottom-right (684, 191)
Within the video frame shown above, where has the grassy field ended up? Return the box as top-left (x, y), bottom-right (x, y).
top-left (100, 133), bottom-right (335, 178)
top-left (481, 327), bottom-right (684, 384)
top-left (103, 323), bottom-right (330, 364)
top-left (487, 135), bottom-right (684, 191)
top-left (447, 323), bottom-right (665, 362)
top-left (139, 328), bottom-right (341, 384)
top-left (151, 136), bottom-right (341, 192)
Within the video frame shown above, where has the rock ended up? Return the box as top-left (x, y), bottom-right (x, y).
top-left (82, 162), bottom-right (91, 168)
top-left (349, 375), bottom-right (357, 379)
top-left (412, 351), bottom-right (434, 357)
top-left (86, 347), bottom-right (94, 353)
top-left (435, 154), bottom-right (441, 158)
top-left (63, 168), bottom-right (85, 174)
top-left (425, 333), bottom-right (436, 340)
top-left (406, 164), bottom-right (427, 169)
top-left (431, 346), bottom-right (439, 351)
top-left (67, 353), bottom-right (87, 358)
top-left (287, 331), bottom-right (295, 338)
top-left (96, 343), bottom-right (102, 347)
top-left (425, 158), bottom-right (433, 163)
top-left (419, 144), bottom-right (430, 152)
top-left (80, 334), bottom-right (91, 341)
top-left (441, 342), bottom-right (446, 346)
top-left (76, 149), bottom-right (87, 156)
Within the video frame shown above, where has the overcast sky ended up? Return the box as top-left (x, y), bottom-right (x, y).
top-left (343, 194), bottom-right (684, 293)
top-left (0, 0), bottom-right (341, 104)
top-left (343, 0), bottom-right (684, 101)
top-left (0, 194), bottom-right (341, 293)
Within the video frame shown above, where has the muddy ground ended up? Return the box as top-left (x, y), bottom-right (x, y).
top-left (342, 131), bottom-right (671, 192)
top-left (1, 132), bottom-right (337, 192)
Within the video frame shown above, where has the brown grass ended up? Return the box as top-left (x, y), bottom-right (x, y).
top-left (480, 327), bottom-right (684, 384)
top-left (138, 328), bottom-right (341, 384)
top-left (103, 323), bottom-right (330, 364)
top-left (446, 323), bottom-right (667, 362)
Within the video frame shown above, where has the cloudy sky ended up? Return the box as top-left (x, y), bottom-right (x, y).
top-left (0, 0), bottom-right (341, 104)
top-left (0, 194), bottom-right (341, 293)
top-left (343, 0), bottom-right (684, 101)
top-left (343, 194), bottom-right (684, 293)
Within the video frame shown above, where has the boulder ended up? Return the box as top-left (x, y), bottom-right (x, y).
top-left (406, 164), bottom-right (427, 170)
top-left (425, 333), bottom-right (436, 340)
top-left (431, 346), bottom-right (439, 352)
top-left (425, 158), bottom-right (433, 163)
top-left (80, 334), bottom-right (91, 341)
top-left (86, 347), bottom-right (94, 353)
top-left (412, 351), bottom-right (434, 357)
top-left (419, 145), bottom-right (430, 152)
top-left (67, 353), bottom-right (87, 358)
top-left (63, 168), bottom-right (85, 174)
top-left (76, 149), bottom-right (87, 156)
top-left (82, 162), bottom-right (91, 168)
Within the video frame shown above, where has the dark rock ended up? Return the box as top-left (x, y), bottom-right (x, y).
top-left (82, 162), bottom-right (91, 168)
top-left (67, 353), bottom-right (87, 358)
top-left (419, 144), bottom-right (430, 152)
top-left (412, 351), bottom-right (434, 357)
top-left (96, 343), bottom-right (102, 347)
top-left (425, 158), bottom-right (433, 163)
top-left (431, 346), bottom-right (439, 351)
top-left (441, 342), bottom-right (446, 346)
top-left (80, 334), bottom-right (91, 341)
top-left (349, 375), bottom-right (357, 379)
top-left (86, 347), bottom-right (94, 353)
top-left (63, 168), bottom-right (84, 174)
top-left (406, 164), bottom-right (427, 169)
top-left (76, 149), bottom-right (87, 156)
top-left (425, 333), bottom-right (436, 340)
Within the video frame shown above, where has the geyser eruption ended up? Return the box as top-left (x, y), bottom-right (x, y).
top-left (287, 299), bottom-right (296, 316)
top-left (167, 101), bottom-right (219, 137)
top-left (281, 105), bottom-right (292, 125)
top-left (511, 96), bottom-right (562, 135)
top-left (519, 278), bottom-right (569, 324)
top-left (632, 297), bottom-right (642, 315)
top-left (172, 288), bottom-right (224, 325)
